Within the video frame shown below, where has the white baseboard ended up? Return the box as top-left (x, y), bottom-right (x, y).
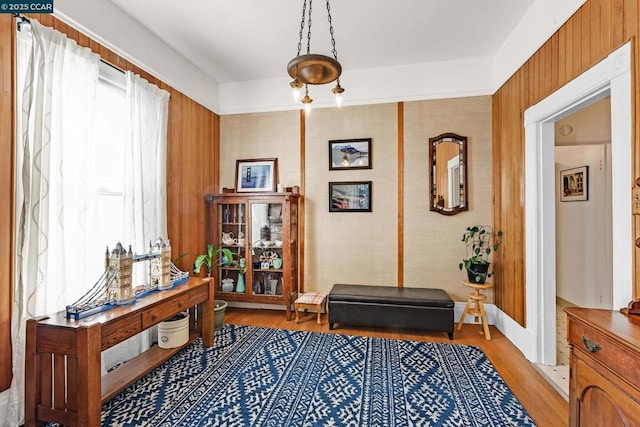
top-left (491, 306), bottom-right (538, 362)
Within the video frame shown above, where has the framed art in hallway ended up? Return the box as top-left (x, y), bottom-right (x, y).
top-left (329, 138), bottom-right (372, 170)
top-left (560, 166), bottom-right (588, 202)
top-left (235, 158), bottom-right (278, 192)
top-left (329, 181), bottom-right (372, 212)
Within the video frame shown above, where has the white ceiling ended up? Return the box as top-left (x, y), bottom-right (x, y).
top-left (54, 0), bottom-right (586, 114)
top-left (107, 0), bottom-right (534, 84)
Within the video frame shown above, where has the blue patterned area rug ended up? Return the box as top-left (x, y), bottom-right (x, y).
top-left (102, 325), bottom-right (536, 426)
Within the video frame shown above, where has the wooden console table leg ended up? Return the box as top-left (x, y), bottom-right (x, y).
top-left (77, 323), bottom-right (102, 427)
top-left (25, 320), bottom-right (38, 427)
top-left (200, 278), bottom-right (215, 348)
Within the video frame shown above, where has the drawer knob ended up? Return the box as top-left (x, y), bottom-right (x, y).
top-left (581, 336), bottom-right (601, 353)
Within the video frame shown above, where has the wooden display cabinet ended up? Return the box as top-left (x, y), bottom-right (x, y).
top-left (206, 191), bottom-right (300, 319)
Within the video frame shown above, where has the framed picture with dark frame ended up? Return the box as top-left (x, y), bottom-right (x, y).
top-left (329, 138), bottom-right (372, 170)
top-left (560, 166), bottom-right (588, 202)
top-left (235, 158), bottom-right (278, 193)
top-left (329, 181), bottom-right (372, 212)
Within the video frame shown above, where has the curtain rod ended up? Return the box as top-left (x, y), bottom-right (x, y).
top-left (13, 13), bottom-right (30, 31)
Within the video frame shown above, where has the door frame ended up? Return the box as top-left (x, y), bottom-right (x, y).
top-left (522, 42), bottom-right (632, 364)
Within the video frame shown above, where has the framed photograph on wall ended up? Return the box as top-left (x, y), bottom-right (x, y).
top-left (235, 158), bottom-right (278, 192)
top-left (329, 181), bottom-right (372, 212)
top-left (329, 138), bottom-right (372, 170)
top-left (560, 166), bottom-right (588, 202)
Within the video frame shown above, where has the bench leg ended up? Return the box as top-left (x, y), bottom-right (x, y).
top-left (447, 332), bottom-right (453, 340)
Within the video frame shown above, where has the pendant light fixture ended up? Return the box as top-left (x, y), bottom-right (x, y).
top-left (288, 0), bottom-right (345, 114)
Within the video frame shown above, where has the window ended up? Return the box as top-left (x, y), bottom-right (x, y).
top-left (89, 63), bottom-right (128, 276)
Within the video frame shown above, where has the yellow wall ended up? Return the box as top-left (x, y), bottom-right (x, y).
top-left (220, 96), bottom-right (493, 300)
top-left (404, 97), bottom-right (493, 301)
top-left (220, 111), bottom-right (301, 190)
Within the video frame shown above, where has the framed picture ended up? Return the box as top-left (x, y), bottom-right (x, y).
top-left (235, 158), bottom-right (278, 193)
top-left (329, 138), bottom-right (372, 170)
top-left (560, 166), bottom-right (588, 202)
top-left (329, 181), bottom-right (372, 212)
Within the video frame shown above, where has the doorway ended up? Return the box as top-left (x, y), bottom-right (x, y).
top-left (522, 42), bottom-right (632, 366)
top-left (534, 98), bottom-right (613, 396)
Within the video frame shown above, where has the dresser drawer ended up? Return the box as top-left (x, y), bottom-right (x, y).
top-left (141, 285), bottom-right (208, 329)
top-left (101, 313), bottom-right (142, 350)
top-left (569, 319), bottom-right (639, 386)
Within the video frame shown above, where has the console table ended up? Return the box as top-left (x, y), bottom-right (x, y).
top-left (24, 277), bottom-right (215, 427)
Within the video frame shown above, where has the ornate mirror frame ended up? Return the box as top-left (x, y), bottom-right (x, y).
top-left (428, 133), bottom-right (468, 216)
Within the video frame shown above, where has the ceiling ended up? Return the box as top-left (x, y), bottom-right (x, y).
top-left (53, 0), bottom-right (585, 113)
top-left (107, 0), bottom-right (535, 85)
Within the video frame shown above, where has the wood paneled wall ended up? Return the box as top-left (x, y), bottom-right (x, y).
top-left (0, 15), bottom-right (15, 393)
top-left (492, 0), bottom-right (639, 325)
top-left (0, 14), bottom-right (219, 391)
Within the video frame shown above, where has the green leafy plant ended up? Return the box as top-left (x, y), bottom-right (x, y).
top-left (458, 225), bottom-right (503, 283)
top-left (194, 244), bottom-right (234, 277)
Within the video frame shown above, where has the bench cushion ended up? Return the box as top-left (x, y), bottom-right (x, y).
top-left (328, 284), bottom-right (454, 308)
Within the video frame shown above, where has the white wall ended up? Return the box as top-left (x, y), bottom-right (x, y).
top-left (555, 144), bottom-right (612, 308)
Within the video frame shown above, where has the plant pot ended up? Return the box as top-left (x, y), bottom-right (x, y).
top-left (214, 300), bottom-right (228, 331)
top-left (467, 262), bottom-right (490, 284)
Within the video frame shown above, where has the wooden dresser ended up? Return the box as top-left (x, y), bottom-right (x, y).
top-left (24, 277), bottom-right (214, 427)
top-left (565, 307), bottom-right (640, 426)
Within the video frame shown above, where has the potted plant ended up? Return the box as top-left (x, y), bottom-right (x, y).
top-left (193, 243), bottom-right (234, 278)
top-left (194, 244), bottom-right (234, 330)
top-left (458, 225), bottom-right (503, 284)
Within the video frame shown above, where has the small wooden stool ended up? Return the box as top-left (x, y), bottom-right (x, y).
top-left (295, 291), bottom-right (328, 324)
top-left (456, 281), bottom-right (493, 340)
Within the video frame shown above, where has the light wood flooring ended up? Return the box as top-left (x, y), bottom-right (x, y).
top-left (223, 307), bottom-right (569, 427)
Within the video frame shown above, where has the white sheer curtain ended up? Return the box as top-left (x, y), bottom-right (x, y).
top-left (101, 72), bottom-right (170, 370)
top-left (124, 71), bottom-right (169, 244)
top-left (8, 21), bottom-right (170, 426)
top-left (7, 20), bottom-right (100, 426)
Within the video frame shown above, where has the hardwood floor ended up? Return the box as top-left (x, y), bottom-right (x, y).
top-left (224, 307), bottom-right (569, 427)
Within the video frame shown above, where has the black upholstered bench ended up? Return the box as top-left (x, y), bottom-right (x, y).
top-left (328, 284), bottom-right (455, 339)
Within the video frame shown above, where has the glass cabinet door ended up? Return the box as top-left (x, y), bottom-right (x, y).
top-left (217, 202), bottom-right (247, 293)
top-left (250, 202), bottom-right (284, 296)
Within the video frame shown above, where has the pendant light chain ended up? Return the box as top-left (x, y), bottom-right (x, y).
top-left (296, 0), bottom-right (307, 57)
top-left (326, 0), bottom-right (339, 62)
top-left (306, 0), bottom-right (313, 54)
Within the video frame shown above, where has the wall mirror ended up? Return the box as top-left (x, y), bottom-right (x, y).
top-left (428, 132), bottom-right (468, 215)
